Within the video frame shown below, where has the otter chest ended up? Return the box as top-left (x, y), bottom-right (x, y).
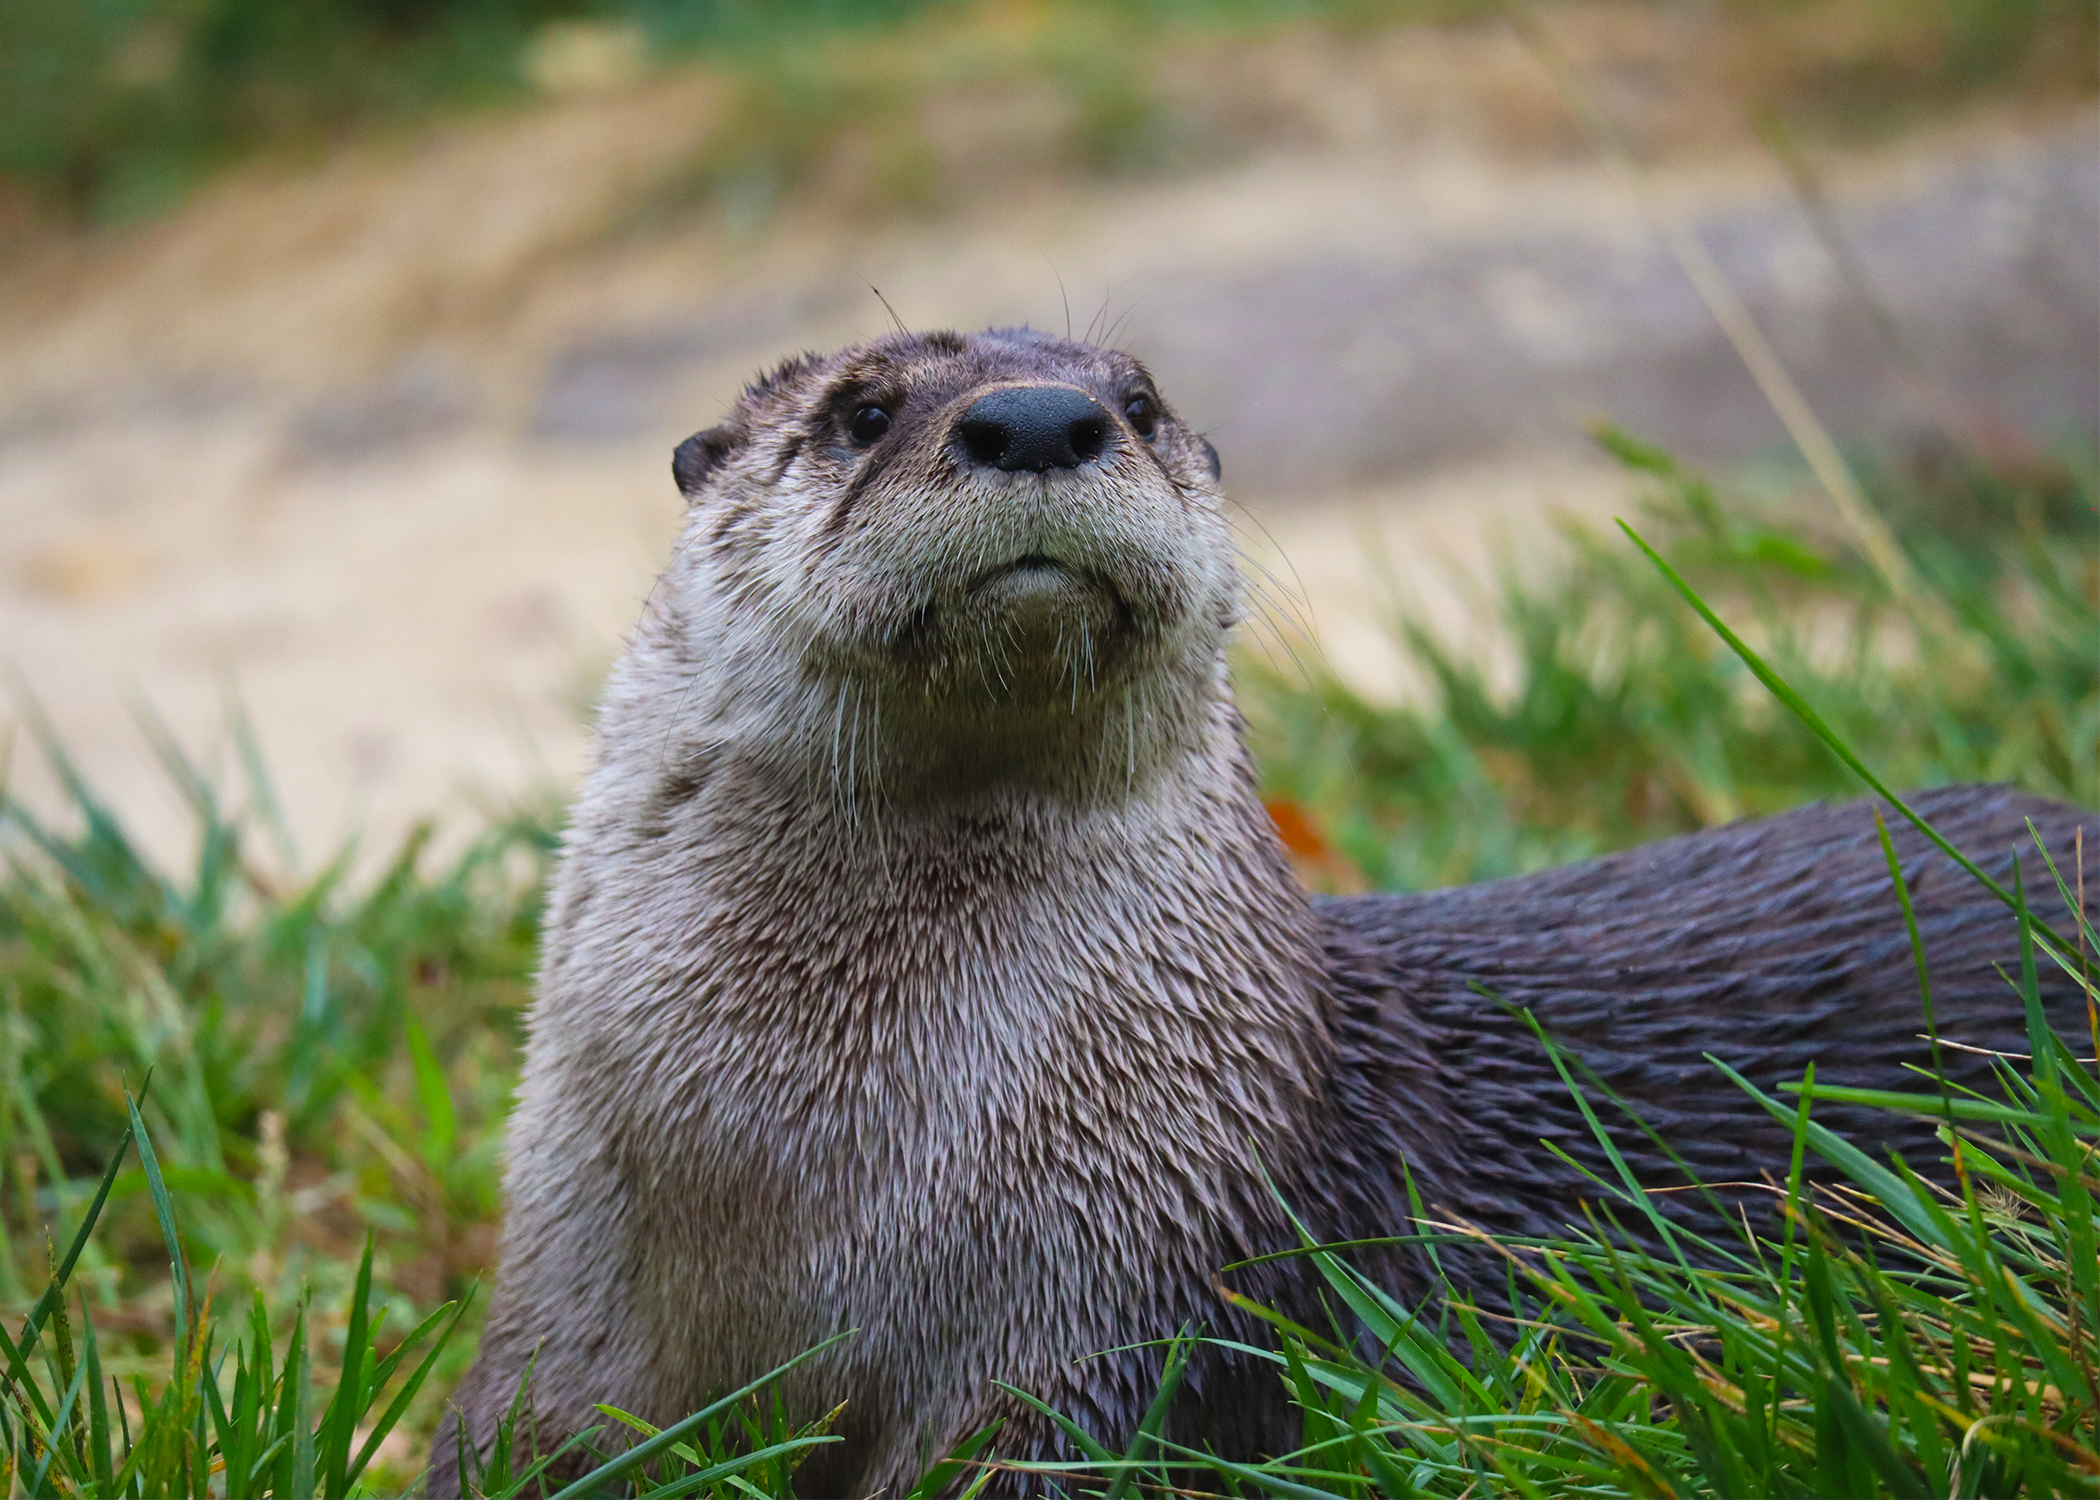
top-left (587, 941), bottom-right (1258, 1443)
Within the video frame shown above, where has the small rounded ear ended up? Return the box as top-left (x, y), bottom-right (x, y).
top-left (1199, 437), bottom-right (1222, 483)
top-left (673, 425), bottom-right (741, 499)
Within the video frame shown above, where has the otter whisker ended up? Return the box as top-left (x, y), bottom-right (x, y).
top-left (1237, 611), bottom-right (1297, 681)
top-left (1085, 292), bottom-right (1110, 345)
top-left (1223, 505), bottom-right (1315, 610)
top-left (1227, 530), bottom-right (1319, 645)
top-left (1124, 683), bottom-right (1138, 794)
top-left (1224, 561), bottom-right (1289, 642)
top-left (637, 522), bottom-right (709, 631)
top-left (1236, 567), bottom-right (1302, 632)
top-left (865, 681), bottom-right (890, 874)
top-left (845, 676), bottom-right (863, 827)
top-left (1229, 541), bottom-right (1314, 628)
top-left (1086, 275), bottom-right (1146, 347)
top-left (972, 620), bottom-right (999, 700)
top-left (1233, 545), bottom-right (1324, 689)
top-left (1099, 292), bottom-right (1156, 353)
top-left (653, 659), bottom-right (707, 784)
top-left (1237, 582), bottom-right (1309, 676)
top-left (1061, 618), bottom-right (1083, 713)
top-left (1239, 582), bottom-right (1318, 671)
top-left (992, 619), bottom-right (1016, 695)
top-left (830, 675), bottom-right (854, 824)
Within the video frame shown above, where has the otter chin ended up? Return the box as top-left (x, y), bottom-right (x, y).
top-left (434, 327), bottom-right (2089, 1498)
top-left (962, 555), bottom-right (1128, 668)
top-left (968, 553), bottom-right (1108, 615)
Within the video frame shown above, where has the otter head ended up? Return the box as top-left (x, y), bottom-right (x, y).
top-left (655, 327), bottom-right (1238, 807)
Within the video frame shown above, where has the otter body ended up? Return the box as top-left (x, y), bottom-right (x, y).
top-left (436, 330), bottom-right (2088, 1495)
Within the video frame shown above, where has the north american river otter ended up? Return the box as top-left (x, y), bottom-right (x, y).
top-left (434, 329), bottom-right (2089, 1495)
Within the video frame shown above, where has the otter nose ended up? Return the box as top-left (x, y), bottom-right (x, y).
top-left (955, 386), bottom-right (1112, 472)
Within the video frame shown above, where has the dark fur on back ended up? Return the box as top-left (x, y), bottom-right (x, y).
top-left (1072, 786), bottom-right (2093, 1468)
top-left (1295, 786), bottom-right (2087, 1308)
top-left (430, 327), bottom-right (2091, 1496)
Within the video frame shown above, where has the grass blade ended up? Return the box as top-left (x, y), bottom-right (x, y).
top-left (543, 1331), bottom-right (857, 1500)
top-left (1618, 520), bottom-right (2073, 958)
top-left (123, 1090), bottom-right (189, 1350)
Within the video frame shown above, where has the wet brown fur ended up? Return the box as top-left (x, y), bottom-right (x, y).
top-left (432, 330), bottom-right (2091, 1496)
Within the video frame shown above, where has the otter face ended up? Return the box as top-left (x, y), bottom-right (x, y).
top-left (657, 329), bottom-right (1239, 799)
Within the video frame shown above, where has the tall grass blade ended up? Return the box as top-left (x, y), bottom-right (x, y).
top-left (1104, 1327), bottom-right (1193, 1499)
top-left (1619, 519), bottom-right (2074, 958)
top-left (542, 1330), bottom-right (856, 1500)
top-left (124, 1088), bottom-right (189, 1350)
top-left (319, 1235), bottom-right (375, 1497)
top-left (346, 1293), bottom-right (471, 1488)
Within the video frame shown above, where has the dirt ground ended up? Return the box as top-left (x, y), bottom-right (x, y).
top-left (1, 9), bottom-right (2093, 874)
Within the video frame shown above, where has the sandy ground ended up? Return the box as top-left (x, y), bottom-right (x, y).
top-left (1, 16), bottom-right (2093, 875)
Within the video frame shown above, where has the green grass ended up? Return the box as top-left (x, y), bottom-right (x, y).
top-left (0, 1083), bottom-right (853, 1496)
top-left (0, 708), bottom-right (555, 1491)
top-left (1249, 432), bottom-right (2098, 892)
top-left (0, 440), bottom-right (2094, 1493)
top-left (1177, 441), bottom-right (2100, 1497)
top-left (1167, 993), bottom-right (2100, 1498)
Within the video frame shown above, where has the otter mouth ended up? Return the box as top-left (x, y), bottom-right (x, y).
top-left (883, 552), bottom-right (1139, 692)
top-left (964, 553), bottom-right (1130, 625)
top-left (967, 553), bottom-right (1099, 597)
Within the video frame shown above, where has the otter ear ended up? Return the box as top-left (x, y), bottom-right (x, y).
top-left (1199, 437), bottom-right (1222, 483)
top-left (672, 425), bottom-right (742, 500)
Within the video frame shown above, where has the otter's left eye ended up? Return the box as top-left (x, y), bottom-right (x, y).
top-left (849, 405), bottom-right (892, 445)
top-left (1123, 395), bottom-right (1158, 440)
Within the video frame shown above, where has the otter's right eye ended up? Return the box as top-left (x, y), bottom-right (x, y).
top-left (849, 405), bottom-right (892, 445)
top-left (1123, 394), bottom-right (1158, 440)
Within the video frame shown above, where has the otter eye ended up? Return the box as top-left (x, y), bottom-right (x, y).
top-left (849, 404), bottom-right (892, 445)
top-left (1123, 394), bottom-right (1157, 440)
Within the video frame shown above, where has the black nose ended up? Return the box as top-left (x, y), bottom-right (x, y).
top-left (955, 386), bottom-right (1112, 472)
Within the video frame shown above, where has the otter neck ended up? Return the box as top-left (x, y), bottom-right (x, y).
top-left (574, 650), bottom-right (1336, 1181)
top-left (541, 630), bottom-right (1339, 1460)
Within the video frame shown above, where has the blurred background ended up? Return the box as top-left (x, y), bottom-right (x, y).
top-left (1, 0), bottom-right (2095, 866)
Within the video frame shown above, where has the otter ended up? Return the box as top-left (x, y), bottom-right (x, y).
top-left (434, 328), bottom-right (2089, 1495)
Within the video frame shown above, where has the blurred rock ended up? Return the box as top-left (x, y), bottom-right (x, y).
top-left (1143, 127), bottom-right (2098, 495)
top-left (531, 289), bottom-right (849, 440)
top-left (287, 354), bottom-right (475, 463)
top-left (520, 123), bottom-right (2097, 500)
